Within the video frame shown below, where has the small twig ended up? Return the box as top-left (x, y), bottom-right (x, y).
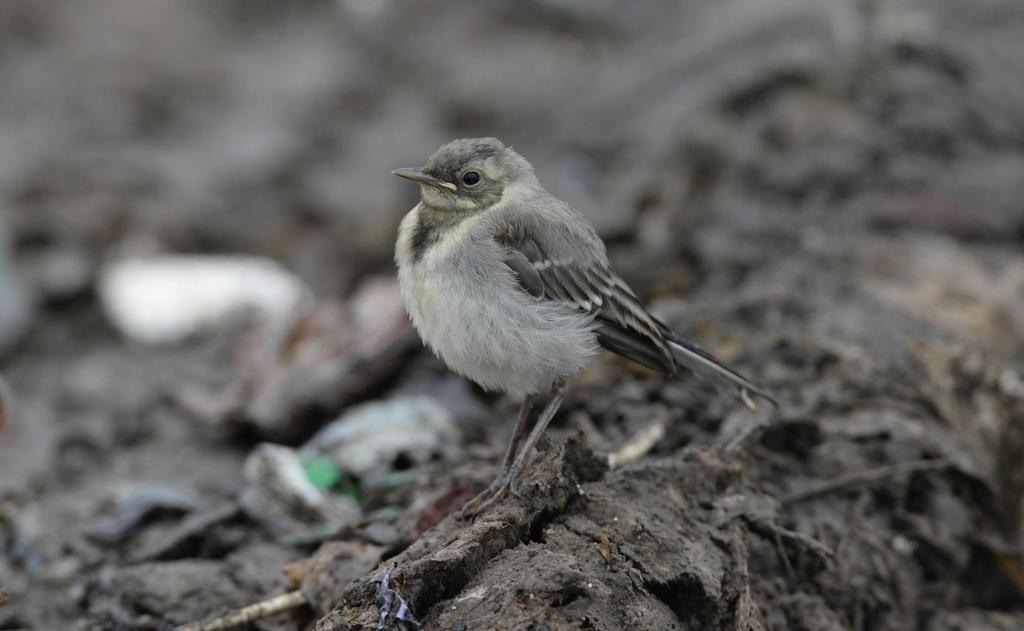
top-left (744, 515), bottom-right (834, 563)
top-left (724, 420), bottom-right (769, 457)
top-left (176, 590), bottom-right (307, 631)
top-left (740, 388), bottom-right (758, 412)
top-left (729, 524), bottom-right (766, 631)
top-left (608, 414), bottom-right (668, 469)
top-left (771, 523), bottom-right (795, 580)
top-left (781, 459), bottom-right (950, 505)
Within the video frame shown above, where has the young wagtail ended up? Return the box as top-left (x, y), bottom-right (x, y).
top-left (393, 138), bottom-right (775, 518)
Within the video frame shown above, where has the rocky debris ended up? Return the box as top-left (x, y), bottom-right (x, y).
top-left (172, 276), bottom-right (419, 441)
top-left (242, 444), bottom-right (362, 537)
top-left (104, 560), bottom-right (249, 627)
top-left (309, 439), bottom-right (820, 631)
top-left (83, 484), bottom-right (198, 545)
top-left (301, 395), bottom-right (462, 483)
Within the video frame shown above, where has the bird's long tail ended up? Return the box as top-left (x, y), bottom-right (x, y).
top-left (660, 327), bottom-right (778, 410)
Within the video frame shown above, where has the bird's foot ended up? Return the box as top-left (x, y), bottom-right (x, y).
top-left (508, 482), bottom-right (527, 502)
top-left (458, 471), bottom-right (516, 521)
top-left (458, 470), bottom-right (509, 520)
top-left (458, 487), bottom-right (492, 521)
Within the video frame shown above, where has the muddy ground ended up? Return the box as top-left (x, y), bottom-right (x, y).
top-left (2, 1), bottom-right (1024, 629)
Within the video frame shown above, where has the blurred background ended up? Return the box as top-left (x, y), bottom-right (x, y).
top-left (1, 1), bottom-right (1024, 629)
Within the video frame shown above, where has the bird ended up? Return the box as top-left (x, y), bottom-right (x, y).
top-left (392, 137), bottom-right (775, 518)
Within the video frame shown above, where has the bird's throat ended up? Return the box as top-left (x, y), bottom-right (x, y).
top-left (410, 204), bottom-right (471, 262)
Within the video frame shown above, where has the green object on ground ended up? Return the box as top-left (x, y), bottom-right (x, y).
top-left (303, 456), bottom-right (341, 490)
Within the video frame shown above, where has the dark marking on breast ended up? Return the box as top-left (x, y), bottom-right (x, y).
top-left (411, 207), bottom-right (473, 262)
top-left (410, 216), bottom-right (438, 262)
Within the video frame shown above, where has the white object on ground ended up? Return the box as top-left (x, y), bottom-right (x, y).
top-left (302, 396), bottom-right (461, 478)
top-left (243, 443), bottom-right (359, 525)
top-left (99, 255), bottom-right (312, 344)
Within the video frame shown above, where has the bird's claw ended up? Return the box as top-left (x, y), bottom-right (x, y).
top-left (509, 482), bottom-right (527, 502)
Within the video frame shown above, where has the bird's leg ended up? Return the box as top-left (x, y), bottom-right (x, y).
top-left (500, 383), bottom-right (567, 495)
top-left (459, 395), bottom-right (536, 520)
top-left (464, 382), bottom-right (568, 518)
top-left (489, 395), bottom-right (537, 493)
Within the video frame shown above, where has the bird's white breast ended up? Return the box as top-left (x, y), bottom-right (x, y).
top-left (395, 204), bottom-right (599, 397)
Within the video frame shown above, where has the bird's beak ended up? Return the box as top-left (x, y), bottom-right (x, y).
top-left (391, 167), bottom-right (458, 192)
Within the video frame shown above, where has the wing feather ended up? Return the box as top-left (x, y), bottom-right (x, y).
top-left (498, 229), bottom-right (677, 375)
top-left (496, 223), bottom-right (775, 408)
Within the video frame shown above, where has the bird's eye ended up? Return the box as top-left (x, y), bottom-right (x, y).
top-left (461, 171), bottom-right (481, 186)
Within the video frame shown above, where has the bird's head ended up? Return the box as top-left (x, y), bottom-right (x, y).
top-left (392, 137), bottom-right (535, 213)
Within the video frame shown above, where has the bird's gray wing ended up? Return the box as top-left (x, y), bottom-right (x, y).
top-left (497, 227), bottom-right (678, 376)
top-left (497, 224), bottom-right (776, 407)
